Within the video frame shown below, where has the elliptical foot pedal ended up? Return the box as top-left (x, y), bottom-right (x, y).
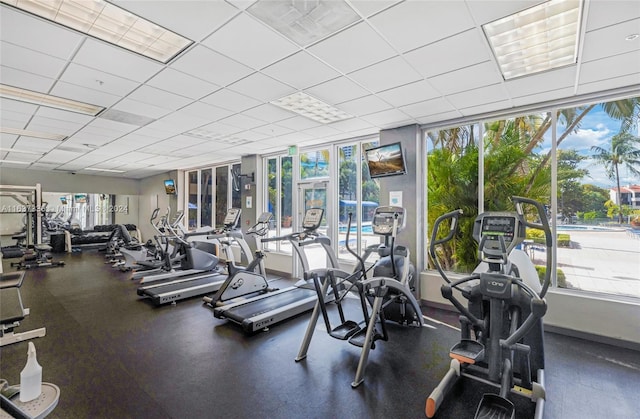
top-left (348, 328), bottom-right (382, 348)
top-left (474, 394), bottom-right (514, 419)
top-left (329, 321), bottom-right (360, 340)
top-left (450, 339), bottom-right (484, 364)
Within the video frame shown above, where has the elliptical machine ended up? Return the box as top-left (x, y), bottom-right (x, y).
top-left (426, 196), bottom-right (552, 419)
top-left (296, 206), bottom-right (423, 388)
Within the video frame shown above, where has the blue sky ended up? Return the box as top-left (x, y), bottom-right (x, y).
top-left (538, 103), bottom-right (640, 189)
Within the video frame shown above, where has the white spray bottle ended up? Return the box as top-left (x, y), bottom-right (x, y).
top-left (19, 342), bottom-right (42, 402)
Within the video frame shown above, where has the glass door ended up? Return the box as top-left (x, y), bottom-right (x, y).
top-left (296, 181), bottom-right (330, 276)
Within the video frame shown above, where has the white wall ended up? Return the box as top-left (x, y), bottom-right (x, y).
top-left (138, 171), bottom-right (178, 243)
top-left (1, 168), bottom-right (139, 195)
top-left (420, 270), bottom-right (640, 346)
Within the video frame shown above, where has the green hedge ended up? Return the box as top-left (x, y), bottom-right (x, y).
top-left (535, 266), bottom-right (567, 288)
top-left (526, 230), bottom-right (571, 247)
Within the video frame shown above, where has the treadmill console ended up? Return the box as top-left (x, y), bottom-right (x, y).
top-left (302, 208), bottom-right (324, 231)
top-left (257, 212), bottom-right (273, 223)
top-left (223, 208), bottom-right (242, 228)
top-left (372, 206), bottom-right (405, 236)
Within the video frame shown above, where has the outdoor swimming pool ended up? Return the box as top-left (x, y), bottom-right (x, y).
top-left (556, 225), bottom-right (623, 232)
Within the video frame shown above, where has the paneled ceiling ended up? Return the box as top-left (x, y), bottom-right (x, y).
top-left (1, 0), bottom-right (639, 178)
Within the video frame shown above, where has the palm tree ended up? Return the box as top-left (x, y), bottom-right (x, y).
top-left (591, 132), bottom-right (640, 223)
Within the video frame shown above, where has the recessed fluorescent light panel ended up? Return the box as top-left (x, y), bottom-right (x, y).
top-left (0, 148), bottom-right (45, 155)
top-left (0, 84), bottom-right (104, 116)
top-left (271, 92), bottom-right (352, 124)
top-left (0, 0), bottom-right (193, 63)
top-left (0, 126), bottom-right (67, 141)
top-left (84, 167), bottom-right (125, 173)
top-left (483, 0), bottom-right (583, 80)
top-left (248, 0), bottom-right (360, 46)
top-left (0, 159), bottom-right (31, 164)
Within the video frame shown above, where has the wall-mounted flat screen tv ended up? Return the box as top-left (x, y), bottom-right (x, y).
top-left (164, 179), bottom-right (176, 195)
top-left (364, 142), bottom-right (407, 178)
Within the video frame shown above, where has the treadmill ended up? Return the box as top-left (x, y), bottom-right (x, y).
top-left (213, 208), bottom-right (340, 333)
top-left (136, 208), bottom-right (243, 306)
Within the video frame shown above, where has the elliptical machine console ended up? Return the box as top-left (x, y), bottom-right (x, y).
top-left (301, 208), bottom-right (323, 231)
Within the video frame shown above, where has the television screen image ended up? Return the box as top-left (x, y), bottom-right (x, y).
top-left (364, 142), bottom-right (407, 178)
top-left (164, 179), bottom-right (176, 195)
top-left (60, 197), bottom-right (67, 205)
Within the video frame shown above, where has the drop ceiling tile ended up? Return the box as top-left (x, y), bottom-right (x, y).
top-left (512, 87), bottom-right (575, 107)
top-left (170, 45), bottom-right (254, 87)
top-left (195, 122), bottom-right (244, 136)
top-left (348, 56), bottom-right (422, 93)
top-left (28, 115), bottom-right (86, 133)
top-left (50, 81), bottom-right (120, 108)
top-left (13, 137), bottom-right (59, 152)
top-left (0, 6), bottom-right (83, 59)
top-left (35, 107), bottom-right (95, 125)
top-left (233, 130), bottom-right (270, 142)
top-left (581, 19), bottom-right (640, 62)
top-left (262, 52), bottom-right (340, 89)
top-left (275, 116), bottom-right (322, 131)
top-left (1, 110), bottom-right (33, 127)
top-left (361, 108), bottom-right (413, 127)
top-left (459, 99), bottom-right (512, 117)
top-left (399, 97), bottom-right (456, 119)
top-left (155, 112), bottom-right (210, 133)
top-left (59, 63), bottom-right (139, 97)
top-left (349, 0), bottom-right (401, 18)
top-left (327, 117), bottom-right (375, 133)
top-left (218, 114), bottom-right (267, 130)
top-left (585, 0), bottom-right (640, 31)
top-left (5, 152), bottom-right (38, 162)
top-left (227, 72), bottom-right (296, 101)
top-left (112, 0), bottom-right (239, 41)
top-left (429, 61), bottom-right (503, 95)
top-left (308, 22), bottom-right (396, 73)
top-left (0, 98), bottom-right (38, 115)
top-left (202, 13), bottom-right (298, 70)
top-left (73, 39), bottom-right (163, 83)
top-left (370, 0), bottom-right (475, 52)
top-left (0, 65), bottom-right (55, 93)
top-left (404, 29), bottom-right (491, 78)
top-left (178, 102), bottom-right (234, 121)
top-left (0, 41), bottom-right (67, 80)
top-left (416, 110), bottom-right (464, 125)
top-left (464, 0), bottom-right (545, 26)
top-left (337, 95), bottom-right (392, 116)
top-left (146, 68), bottom-right (219, 100)
top-left (252, 124), bottom-right (294, 137)
top-left (89, 117), bottom-right (139, 134)
top-left (242, 104), bottom-right (294, 123)
top-left (140, 120), bottom-right (189, 137)
top-left (579, 50), bottom-right (640, 84)
top-left (447, 83), bottom-right (510, 109)
top-left (264, 131), bottom-right (313, 147)
top-left (505, 66), bottom-right (576, 99)
top-left (200, 88), bottom-right (262, 112)
top-left (127, 85), bottom-right (192, 110)
top-left (301, 124), bottom-right (342, 138)
top-left (113, 98), bottom-right (171, 120)
top-left (377, 79), bottom-right (440, 107)
top-left (576, 73), bottom-right (640, 96)
top-left (305, 77), bottom-right (369, 105)
top-left (40, 149), bottom-right (83, 163)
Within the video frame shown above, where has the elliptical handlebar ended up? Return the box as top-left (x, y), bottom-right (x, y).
top-left (428, 209), bottom-right (463, 284)
top-left (512, 196), bottom-right (552, 298)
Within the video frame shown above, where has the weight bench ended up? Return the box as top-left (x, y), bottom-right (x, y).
top-left (11, 244), bottom-right (64, 270)
top-left (0, 272), bottom-right (46, 347)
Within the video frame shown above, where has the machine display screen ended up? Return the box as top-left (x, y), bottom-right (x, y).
top-left (372, 207), bottom-right (404, 235)
top-left (223, 208), bottom-right (241, 226)
top-left (302, 208), bottom-right (324, 230)
top-left (481, 216), bottom-right (516, 243)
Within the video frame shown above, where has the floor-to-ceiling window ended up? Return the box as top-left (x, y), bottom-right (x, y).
top-left (337, 139), bottom-right (381, 262)
top-left (187, 171), bottom-right (198, 229)
top-left (263, 154), bottom-right (293, 254)
top-left (424, 96), bottom-right (640, 300)
top-left (200, 169), bottom-right (212, 228)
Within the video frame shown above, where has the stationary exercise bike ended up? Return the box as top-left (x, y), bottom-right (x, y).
top-left (296, 206), bottom-right (423, 388)
top-left (203, 212), bottom-right (275, 306)
top-left (425, 196), bottom-right (552, 419)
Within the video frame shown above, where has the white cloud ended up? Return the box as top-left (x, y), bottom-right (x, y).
top-left (561, 127), bottom-right (611, 151)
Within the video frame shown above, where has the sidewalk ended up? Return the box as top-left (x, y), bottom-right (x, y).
top-left (553, 230), bottom-right (640, 298)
